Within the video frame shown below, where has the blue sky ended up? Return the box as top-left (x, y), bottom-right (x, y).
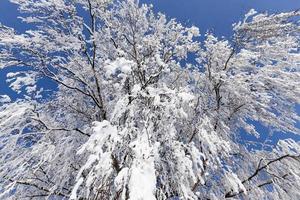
top-left (141, 0), bottom-right (300, 37)
top-left (1, 0), bottom-right (300, 36)
top-left (0, 0), bottom-right (300, 145)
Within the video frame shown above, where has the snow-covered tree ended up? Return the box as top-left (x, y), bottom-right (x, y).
top-left (0, 0), bottom-right (299, 199)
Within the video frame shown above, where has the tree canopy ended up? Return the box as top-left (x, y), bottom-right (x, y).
top-left (0, 0), bottom-right (300, 199)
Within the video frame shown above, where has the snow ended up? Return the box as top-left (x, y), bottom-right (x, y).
top-left (0, 95), bottom-right (11, 104)
top-left (189, 26), bottom-right (200, 37)
top-left (0, 103), bottom-right (29, 129)
top-left (114, 167), bottom-right (130, 199)
top-left (70, 177), bottom-right (84, 200)
top-left (129, 161), bottom-right (156, 200)
top-left (129, 134), bottom-right (157, 200)
top-left (6, 72), bottom-right (36, 94)
top-left (178, 91), bottom-right (194, 102)
top-left (277, 139), bottom-right (300, 154)
top-left (78, 120), bottom-right (119, 154)
top-left (114, 167), bottom-right (129, 190)
top-left (224, 172), bottom-right (247, 195)
top-left (104, 57), bottom-right (135, 77)
top-left (155, 54), bottom-right (165, 67)
top-left (1, 1), bottom-right (300, 199)
top-left (131, 84), bottom-right (142, 95)
top-left (243, 9), bottom-right (257, 22)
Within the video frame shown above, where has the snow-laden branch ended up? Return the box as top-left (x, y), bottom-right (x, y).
top-left (0, 1), bottom-right (299, 200)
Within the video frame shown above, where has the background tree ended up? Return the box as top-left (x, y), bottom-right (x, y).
top-left (0, 0), bottom-right (299, 199)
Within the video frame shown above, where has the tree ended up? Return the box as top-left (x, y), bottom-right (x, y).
top-left (0, 0), bottom-right (299, 199)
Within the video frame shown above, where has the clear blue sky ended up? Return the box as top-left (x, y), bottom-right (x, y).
top-left (141, 0), bottom-right (300, 37)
